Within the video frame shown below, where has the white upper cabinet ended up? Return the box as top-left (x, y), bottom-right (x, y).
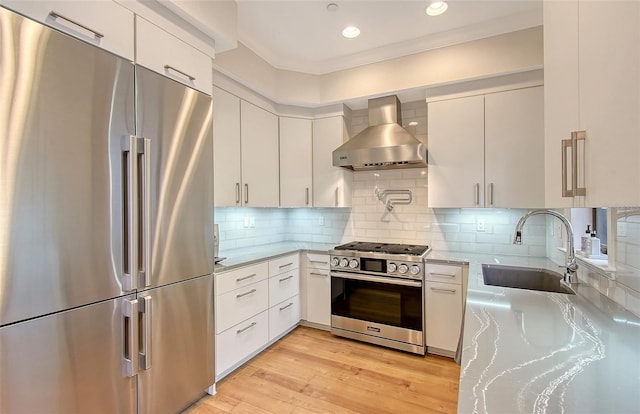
top-left (240, 101), bottom-right (280, 207)
top-left (428, 87), bottom-right (544, 208)
top-left (135, 17), bottom-right (212, 94)
top-left (544, 0), bottom-right (640, 207)
top-left (213, 86), bottom-right (242, 207)
top-left (279, 117), bottom-right (313, 207)
top-left (2, 0), bottom-right (134, 60)
top-left (428, 95), bottom-right (485, 208)
top-left (312, 116), bottom-right (352, 208)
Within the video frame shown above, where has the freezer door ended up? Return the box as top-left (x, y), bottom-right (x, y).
top-left (0, 295), bottom-right (138, 414)
top-left (135, 66), bottom-right (214, 288)
top-left (0, 8), bottom-right (135, 325)
top-left (137, 274), bottom-right (215, 414)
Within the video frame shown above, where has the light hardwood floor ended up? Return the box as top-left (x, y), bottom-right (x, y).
top-left (183, 326), bottom-right (460, 414)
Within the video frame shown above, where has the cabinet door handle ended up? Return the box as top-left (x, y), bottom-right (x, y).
top-left (309, 272), bottom-right (328, 277)
top-left (279, 275), bottom-right (294, 282)
top-left (279, 302), bottom-right (294, 311)
top-left (488, 183), bottom-right (494, 206)
top-left (49, 11), bottom-right (104, 39)
top-left (474, 183), bottom-right (480, 206)
top-left (562, 138), bottom-right (573, 197)
top-left (163, 65), bottom-right (195, 81)
top-left (335, 187), bottom-right (339, 207)
top-left (572, 131), bottom-right (586, 197)
top-left (236, 273), bottom-right (256, 282)
top-left (430, 287), bottom-right (457, 293)
top-left (236, 321), bottom-right (257, 334)
top-left (236, 288), bottom-right (257, 299)
top-left (305, 187), bottom-right (309, 205)
top-left (279, 262), bottom-right (294, 269)
top-left (235, 183), bottom-right (240, 204)
top-left (245, 183), bottom-right (249, 204)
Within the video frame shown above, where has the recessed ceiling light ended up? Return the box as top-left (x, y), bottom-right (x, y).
top-left (426, 1), bottom-right (448, 16)
top-left (342, 26), bottom-right (360, 39)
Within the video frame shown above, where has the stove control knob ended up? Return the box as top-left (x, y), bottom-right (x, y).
top-left (331, 257), bottom-right (339, 267)
top-left (349, 259), bottom-right (359, 269)
top-left (398, 264), bottom-right (409, 274)
top-left (388, 262), bottom-right (397, 272)
top-left (340, 258), bottom-right (349, 267)
top-left (410, 265), bottom-right (421, 275)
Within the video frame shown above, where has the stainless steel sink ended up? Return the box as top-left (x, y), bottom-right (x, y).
top-left (482, 264), bottom-right (575, 295)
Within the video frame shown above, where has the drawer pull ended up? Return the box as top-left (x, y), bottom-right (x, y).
top-left (236, 322), bottom-right (257, 334)
top-left (49, 11), bottom-right (104, 39)
top-left (279, 275), bottom-right (294, 283)
top-left (430, 287), bottom-right (457, 293)
top-left (236, 273), bottom-right (256, 282)
top-left (309, 260), bottom-right (328, 265)
top-left (429, 272), bottom-right (456, 278)
top-left (309, 272), bottom-right (328, 277)
top-left (236, 288), bottom-right (257, 299)
top-left (163, 64), bottom-right (196, 81)
top-left (279, 302), bottom-right (294, 311)
top-left (279, 262), bottom-right (294, 268)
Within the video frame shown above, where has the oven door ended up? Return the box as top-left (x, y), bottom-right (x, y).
top-left (330, 271), bottom-right (424, 344)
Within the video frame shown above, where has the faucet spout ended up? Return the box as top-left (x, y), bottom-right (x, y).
top-left (513, 209), bottom-right (578, 284)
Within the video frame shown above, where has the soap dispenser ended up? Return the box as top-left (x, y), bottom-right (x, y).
top-left (581, 225), bottom-right (592, 255)
top-left (590, 230), bottom-right (601, 257)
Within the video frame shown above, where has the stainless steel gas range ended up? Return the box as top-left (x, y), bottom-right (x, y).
top-left (329, 241), bottom-right (431, 355)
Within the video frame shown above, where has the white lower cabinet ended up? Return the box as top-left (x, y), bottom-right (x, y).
top-left (215, 310), bottom-right (269, 376)
top-left (425, 262), bottom-right (468, 356)
top-left (215, 253), bottom-right (301, 379)
top-left (304, 253), bottom-right (331, 327)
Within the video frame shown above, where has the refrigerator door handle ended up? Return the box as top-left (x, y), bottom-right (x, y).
top-left (122, 298), bottom-right (139, 377)
top-left (139, 296), bottom-right (152, 370)
top-left (122, 136), bottom-right (139, 292)
top-left (138, 137), bottom-right (152, 288)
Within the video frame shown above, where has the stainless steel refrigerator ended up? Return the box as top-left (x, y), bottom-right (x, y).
top-left (0, 7), bottom-right (214, 414)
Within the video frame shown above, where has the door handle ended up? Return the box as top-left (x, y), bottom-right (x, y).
top-left (139, 296), bottom-right (152, 370)
top-left (122, 299), bottom-right (139, 377)
top-left (279, 275), bottom-right (294, 282)
top-left (488, 182), bottom-right (494, 206)
top-left (305, 187), bottom-right (309, 205)
top-left (138, 138), bottom-right (151, 288)
top-left (163, 65), bottom-right (195, 81)
top-left (236, 273), bottom-right (256, 283)
top-left (235, 183), bottom-right (240, 204)
top-left (48, 11), bottom-right (104, 39)
top-left (122, 136), bottom-right (139, 292)
top-left (474, 183), bottom-right (480, 206)
top-left (236, 288), bottom-right (257, 299)
top-left (572, 131), bottom-right (586, 197)
top-left (244, 183), bottom-right (249, 204)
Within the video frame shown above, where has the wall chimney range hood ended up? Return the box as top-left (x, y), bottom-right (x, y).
top-left (333, 95), bottom-right (427, 171)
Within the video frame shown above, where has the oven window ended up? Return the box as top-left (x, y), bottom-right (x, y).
top-left (331, 277), bottom-right (422, 331)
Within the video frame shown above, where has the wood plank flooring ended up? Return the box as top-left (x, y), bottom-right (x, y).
top-left (183, 326), bottom-right (460, 414)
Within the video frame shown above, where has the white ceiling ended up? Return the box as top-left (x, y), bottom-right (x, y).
top-left (236, 0), bottom-right (542, 75)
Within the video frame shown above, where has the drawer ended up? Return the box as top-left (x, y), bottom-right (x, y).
top-left (215, 310), bottom-right (269, 376)
top-left (215, 279), bottom-right (268, 334)
top-left (269, 270), bottom-right (299, 306)
top-left (268, 295), bottom-right (300, 341)
top-left (306, 253), bottom-right (330, 270)
top-left (215, 262), bottom-right (269, 296)
top-left (135, 17), bottom-right (212, 94)
top-left (2, 0), bottom-right (134, 60)
top-left (425, 263), bottom-right (463, 285)
top-left (269, 253), bottom-right (299, 276)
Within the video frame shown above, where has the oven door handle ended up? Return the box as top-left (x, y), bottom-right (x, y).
top-left (330, 271), bottom-right (422, 287)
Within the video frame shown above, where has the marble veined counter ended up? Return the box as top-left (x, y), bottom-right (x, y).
top-left (432, 252), bottom-right (640, 414)
top-left (214, 241), bottom-right (335, 271)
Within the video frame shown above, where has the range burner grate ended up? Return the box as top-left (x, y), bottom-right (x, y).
top-left (334, 241), bottom-right (429, 256)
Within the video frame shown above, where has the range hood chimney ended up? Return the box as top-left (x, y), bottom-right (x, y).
top-left (332, 95), bottom-right (427, 171)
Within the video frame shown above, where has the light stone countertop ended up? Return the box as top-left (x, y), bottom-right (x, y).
top-left (430, 252), bottom-right (640, 414)
top-left (214, 241), bottom-right (335, 272)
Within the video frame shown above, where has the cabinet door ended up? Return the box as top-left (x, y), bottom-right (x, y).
top-left (213, 87), bottom-right (242, 207)
top-left (312, 116), bottom-right (352, 207)
top-left (1, 0), bottom-right (134, 60)
top-left (579, 1), bottom-right (640, 207)
top-left (485, 87), bottom-right (545, 208)
top-left (427, 96), bottom-right (485, 208)
top-left (269, 295), bottom-right (300, 341)
top-left (280, 117), bottom-right (313, 207)
top-left (425, 281), bottom-right (462, 353)
top-left (543, 0), bottom-right (580, 208)
top-left (241, 101), bottom-right (280, 207)
top-left (306, 267), bottom-right (331, 326)
top-left (216, 310), bottom-right (269, 377)
top-left (136, 17), bottom-right (212, 94)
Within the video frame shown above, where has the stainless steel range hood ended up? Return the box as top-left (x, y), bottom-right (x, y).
top-left (333, 95), bottom-right (427, 171)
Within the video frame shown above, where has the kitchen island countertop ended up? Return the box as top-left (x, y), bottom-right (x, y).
top-left (429, 252), bottom-right (640, 414)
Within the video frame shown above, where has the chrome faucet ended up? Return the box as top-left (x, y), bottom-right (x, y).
top-left (513, 209), bottom-right (579, 284)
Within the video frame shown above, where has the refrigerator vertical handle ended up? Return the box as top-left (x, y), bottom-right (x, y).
top-left (138, 138), bottom-right (151, 288)
top-left (122, 298), bottom-right (139, 377)
top-left (139, 296), bottom-right (152, 370)
top-left (122, 136), bottom-right (139, 291)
